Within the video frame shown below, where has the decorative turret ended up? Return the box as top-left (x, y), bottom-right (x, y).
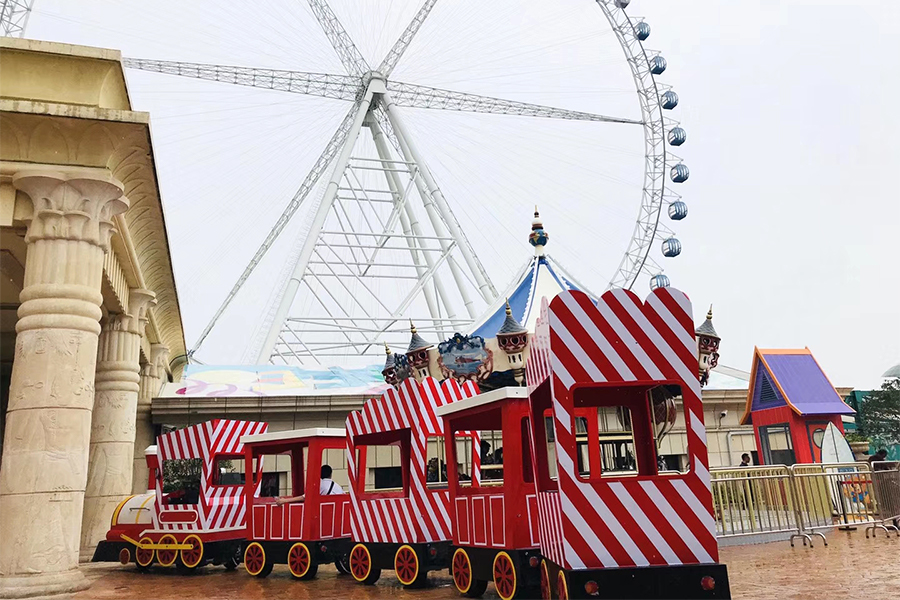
top-left (695, 305), bottom-right (721, 387)
top-left (528, 206), bottom-right (549, 256)
top-left (406, 320), bottom-right (433, 379)
top-left (496, 299), bottom-right (529, 385)
top-left (382, 342), bottom-right (399, 385)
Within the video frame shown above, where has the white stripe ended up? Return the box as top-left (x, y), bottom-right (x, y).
top-left (559, 489), bottom-right (617, 567)
top-left (216, 420), bottom-right (237, 454)
top-left (561, 292), bottom-right (635, 379)
top-left (693, 458), bottom-right (712, 491)
top-left (550, 318), bottom-right (606, 383)
top-left (551, 353), bottom-right (576, 390)
top-left (640, 481), bottom-right (713, 563)
top-left (613, 290), bottom-right (696, 385)
top-left (595, 296), bottom-right (665, 380)
top-left (672, 479), bottom-right (717, 544)
top-left (647, 293), bottom-right (696, 356)
top-left (380, 500), bottom-right (398, 543)
top-left (688, 409), bottom-right (708, 448)
top-left (558, 449), bottom-right (648, 566)
top-left (563, 540), bottom-right (587, 569)
top-left (609, 482), bottom-right (680, 564)
top-left (553, 398), bottom-right (571, 435)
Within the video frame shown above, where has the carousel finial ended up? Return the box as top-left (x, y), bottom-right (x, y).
top-left (505, 298), bottom-right (512, 316)
top-left (409, 319), bottom-right (417, 334)
top-left (707, 305), bottom-right (713, 320)
top-left (384, 341), bottom-right (392, 355)
top-left (529, 207), bottom-right (549, 255)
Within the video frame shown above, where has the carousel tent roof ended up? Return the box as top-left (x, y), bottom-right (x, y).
top-left (470, 254), bottom-right (595, 338)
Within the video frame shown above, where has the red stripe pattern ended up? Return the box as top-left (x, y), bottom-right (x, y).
top-left (346, 377), bottom-right (479, 544)
top-left (154, 419), bottom-right (268, 532)
top-left (526, 289), bottom-right (718, 570)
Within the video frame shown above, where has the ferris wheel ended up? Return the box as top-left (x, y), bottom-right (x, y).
top-left (11, 0), bottom-right (691, 364)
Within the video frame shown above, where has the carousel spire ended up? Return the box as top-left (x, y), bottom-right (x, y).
top-left (529, 206), bottom-right (549, 257)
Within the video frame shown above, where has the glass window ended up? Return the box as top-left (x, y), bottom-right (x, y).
top-left (215, 456), bottom-right (245, 486)
top-left (162, 458), bottom-right (202, 505)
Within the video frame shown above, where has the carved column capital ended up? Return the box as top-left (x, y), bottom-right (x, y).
top-left (12, 170), bottom-right (128, 250)
top-left (127, 288), bottom-right (156, 336)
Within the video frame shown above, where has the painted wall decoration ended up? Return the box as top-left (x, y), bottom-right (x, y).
top-left (169, 365), bottom-right (390, 397)
top-left (437, 333), bottom-right (493, 383)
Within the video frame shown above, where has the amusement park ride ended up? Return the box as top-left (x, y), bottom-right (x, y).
top-left (94, 285), bottom-right (730, 599)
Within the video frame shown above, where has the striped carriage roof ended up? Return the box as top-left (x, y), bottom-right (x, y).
top-left (526, 288), bottom-right (719, 571)
top-left (156, 419), bottom-right (267, 461)
top-left (345, 377), bottom-right (479, 545)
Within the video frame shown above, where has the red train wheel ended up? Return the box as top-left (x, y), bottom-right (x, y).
top-left (179, 535), bottom-right (204, 570)
top-left (394, 544), bottom-right (426, 587)
top-left (452, 547), bottom-right (488, 597)
top-left (156, 534), bottom-right (178, 567)
top-left (243, 542), bottom-right (272, 578)
top-left (540, 560), bottom-right (551, 600)
top-left (557, 571), bottom-right (569, 600)
top-left (288, 542), bottom-right (317, 580)
top-left (493, 551), bottom-right (518, 600)
top-left (118, 547), bottom-right (131, 565)
top-left (135, 536), bottom-right (154, 569)
top-left (349, 543), bottom-right (380, 585)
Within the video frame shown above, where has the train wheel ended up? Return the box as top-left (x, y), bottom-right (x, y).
top-left (540, 560), bottom-right (551, 600)
top-left (335, 553), bottom-right (351, 575)
top-left (135, 536), bottom-right (154, 570)
top-left (178, 534), bottom-right (204, 572)
top-left (452, 548), bottom-right (487, 597)
top-left (156, 534), bottom-right (178, 567)
top-left (349, 543), bottom-right (380, 585)
top-left (492, 551), bottom-right (518, 600)
top-left (556, 571), bottom-right (569, 600)
top-left (243, 542), bottom-right (273, 578)
top-left (394, 544), bottom-right (427, 588)
top-left (288, 542), bottom-right (318, 580)
top-left (118, 547), bottom-right (132, 566)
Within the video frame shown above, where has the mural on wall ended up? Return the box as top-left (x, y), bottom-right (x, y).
top-left (171, 365), bottom-right (390, 397)
top-left (437, 333), bottom-right (493, 383)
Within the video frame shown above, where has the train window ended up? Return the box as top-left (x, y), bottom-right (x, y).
top-left (521, 417), bottom-right (534, 484)
top-left (426, 435), bottom-right (449, 487)
top-left (214, 456), bottom-right (246, 485)
top-left (162, 458), bottom-right (201, 504)
top-left (254, 452), bottom-right (293, 497)
top-left (323, 447), bottom-right (349, 490)
top-left (543, 414), bottom-right (558, 481)
top-left (359, 443), bottom-right (406, 494)
top-left (457, 429), bottom-right (503, 488)
top-left (573, 383), bottom-right (688, 480)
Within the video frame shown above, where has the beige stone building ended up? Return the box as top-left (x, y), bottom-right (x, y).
top-left (0, 38), bottom-right (185, 597)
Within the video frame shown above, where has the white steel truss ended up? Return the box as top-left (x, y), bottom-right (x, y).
top-left (119, 0), bottom-right (683, 365)
top-left (0, 0), bottom-right (34, 37)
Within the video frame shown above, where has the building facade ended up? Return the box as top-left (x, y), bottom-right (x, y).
top-left (0, 38), bottom-right (185, 597)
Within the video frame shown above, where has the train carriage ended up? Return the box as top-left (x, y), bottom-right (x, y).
top-left (437, 386), bottom-right (543, 600)
top-left (345, 376), bottom-right (480, 587)
top-left (239, 427), bottom-right (352, 579)
top-left (93, 419), bottom-right (267, 572)
top-left (525, 289), bottom-right (730, 599)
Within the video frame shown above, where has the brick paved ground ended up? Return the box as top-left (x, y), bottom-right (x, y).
top-left (70, 531), bottom-right (898, 599)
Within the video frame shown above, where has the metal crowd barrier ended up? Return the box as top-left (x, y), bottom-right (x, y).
top-left (710, 461), bottom-right (900, 547)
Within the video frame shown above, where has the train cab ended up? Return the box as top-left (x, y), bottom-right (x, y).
top-left (240, 427), bottom-right (352, 579)
top-left (437, 386), bottom-right (542, 600)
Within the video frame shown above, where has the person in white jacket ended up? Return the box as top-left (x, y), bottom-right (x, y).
top-left (275, 464), bottom-right (344, 504)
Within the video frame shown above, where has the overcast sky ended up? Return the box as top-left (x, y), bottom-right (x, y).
top-left (23, 0), bottom-right (899, 388)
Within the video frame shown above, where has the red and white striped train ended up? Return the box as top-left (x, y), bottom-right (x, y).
top-left (96, 287), bottom-right (730, 599)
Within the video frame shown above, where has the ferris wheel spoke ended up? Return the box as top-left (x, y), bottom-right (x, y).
top-left (190, 103), bottom-right (361, 357)
top-left (386, 81), bottom-right (642, 124)
top-left (377, 0), bottom-right (439, 77)
top-left (307, 0), bottom-right (370, 77)
top-left (122, 59), bottom-right (359, 101)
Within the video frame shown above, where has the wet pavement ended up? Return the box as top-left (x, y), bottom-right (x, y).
top-left (72, 531), bottom-right (898, 599)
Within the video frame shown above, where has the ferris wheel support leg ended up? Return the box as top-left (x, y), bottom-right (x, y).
top-left (255, 86), bottom-right (376, 363)
top-left (369, 119), bottom-right (449, 334)
top-left (382, 92), bottom-right (496, 304)
top-left (381, 93), bottom-right (484, 317)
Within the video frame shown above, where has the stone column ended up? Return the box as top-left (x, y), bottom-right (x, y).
top-left (0, 170), bottom-right (127, 598)
top-left (79, 289), bottom-right (156, 560)
top-left (131, 344), bottom-right (168, 494)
